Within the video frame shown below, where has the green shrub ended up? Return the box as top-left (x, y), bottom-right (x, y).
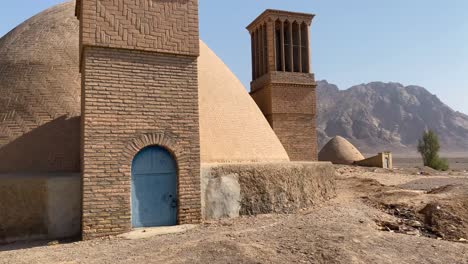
top-left (417, 130), bottom-right (449, 171)
top-left (427, 157), bottom-right (449, 171)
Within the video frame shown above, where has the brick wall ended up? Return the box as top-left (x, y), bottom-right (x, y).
top-left (248, 10), bottom-right (317, 162)
top-left (78, 0), bottom-right (199, 56)
top-left (81, 47), bottom-right (200, 239)
top-left (250, 72), bottom-right (317, 161)
top-left (78, 0), bottom-right (201, 239)
top-left (269, 114), bottom-right (317, 161)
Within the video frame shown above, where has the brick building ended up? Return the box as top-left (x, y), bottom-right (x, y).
top-left (76, 0), bottom-right (202, 239)
top-left (248, 10), bottom-right (318, 161)
top-left (0, 1), bottom-right (321, 241)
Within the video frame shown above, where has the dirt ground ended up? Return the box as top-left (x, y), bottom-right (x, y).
top-left (393, 156), bottom-right (468, 171)
top-left (1, 165), bottom-right (467, 264)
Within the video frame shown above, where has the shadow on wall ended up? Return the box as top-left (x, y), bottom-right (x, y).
top-left (0, 173), bottom-right (82, 243)
top-left (0, 175), bottom-right (48, 242)
top-left (0, 116), bottom-right (81, 173)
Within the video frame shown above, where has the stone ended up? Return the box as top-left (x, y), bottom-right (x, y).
top-left (407, 220), bottom-right (423, 228)
top-left (201, 173), bottom-right (241, 220)
top-left (118, 225), bottom-right (197, 240)
top-left (47, 240), bottom-right (59, 246)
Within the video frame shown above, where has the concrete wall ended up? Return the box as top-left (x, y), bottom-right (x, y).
top-left (0, 173), bottom-right (81, 243)
top-left (201, 162), bottom-right (336, 219)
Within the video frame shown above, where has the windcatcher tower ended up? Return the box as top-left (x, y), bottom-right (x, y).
top-left (76, 0), bottom-right (201, 239)
top-left (247, 10), bottom-right (317, 161)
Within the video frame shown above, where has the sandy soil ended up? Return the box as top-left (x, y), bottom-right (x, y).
top-left (393, 157), bottom-right (468, 171)
top-left (1, 166), bottom-right (467, 264)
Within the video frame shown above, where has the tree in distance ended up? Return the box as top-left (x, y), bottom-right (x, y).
top-left (417, 130), bottom-right (449, 171)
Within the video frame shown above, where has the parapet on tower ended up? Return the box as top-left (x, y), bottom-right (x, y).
top-left (247, 10), bottom-right (318, 161)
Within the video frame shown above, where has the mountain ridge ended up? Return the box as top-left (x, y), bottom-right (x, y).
top-left (316, 80), bottom-right (468, 155)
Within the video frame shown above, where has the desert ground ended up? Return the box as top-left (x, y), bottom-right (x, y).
top-left (1, 163), bottom-right (467, 264)
top-left (393, 156), bottom-right (468, 171)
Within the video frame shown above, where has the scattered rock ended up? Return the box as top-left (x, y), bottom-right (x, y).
top-left (376, 220), bottom-right (400, 231)
top-left (405, 229), bottom-right (421, 236)
top-left (47, 241), bottom-right (59, 246)
top-left (407, 220), bottom-right (423, 228)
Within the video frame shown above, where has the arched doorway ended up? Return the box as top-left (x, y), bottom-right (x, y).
top-left (131, 145), bottom-right (177, 228)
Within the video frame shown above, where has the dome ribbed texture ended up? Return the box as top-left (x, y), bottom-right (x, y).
top-left (198, 42), bottom-right (289, 163)
top-left (0, 2), bottom-right (80, 172)
top-left (0, 1), bottom-right (289, 172)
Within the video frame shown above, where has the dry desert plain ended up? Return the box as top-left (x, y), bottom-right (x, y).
top-left (1, 162), bottom-right (467, 264)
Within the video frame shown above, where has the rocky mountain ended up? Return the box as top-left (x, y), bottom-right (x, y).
top-left (317, 80), bottom-right (468, 155)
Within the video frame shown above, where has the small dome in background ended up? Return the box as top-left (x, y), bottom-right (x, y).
top-left (318, 136), bottom-right (365, 165)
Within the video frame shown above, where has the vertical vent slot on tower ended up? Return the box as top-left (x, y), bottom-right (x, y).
top-left (275, 20), bottom-right (283, 71)
top-left (301, 23), bottom-right (309, 73)
top-left (293, 22), bottom-right (300, 72)
top-left (284, 21), bottom-right (292, 72)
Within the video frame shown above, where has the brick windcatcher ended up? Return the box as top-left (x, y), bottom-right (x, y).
top-left (247, 10), bottom-right (318, 161)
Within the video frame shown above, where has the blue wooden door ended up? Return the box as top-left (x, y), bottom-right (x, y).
top-left (131, 146), bottom-right (177, 227)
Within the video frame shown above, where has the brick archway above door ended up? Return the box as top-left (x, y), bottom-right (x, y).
top-left (121, 132), bottom-right (185, 166)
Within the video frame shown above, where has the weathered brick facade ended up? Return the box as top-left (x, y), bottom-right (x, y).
top-left (77, 0), bottom-right (201, 239)
top-left (76, 0), bottom-right (199, 56)
top-left (248, 10), bottom-right (318, 161)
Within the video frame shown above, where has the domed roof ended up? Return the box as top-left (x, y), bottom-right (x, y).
top-left (318, 136), bottom-right (365, 165)
top-left (198, 42), bottom-right (289, 163)
top-left (0, 1), bottom-right (289, 172)
top-left (0, 2), bottom-right (80, 172)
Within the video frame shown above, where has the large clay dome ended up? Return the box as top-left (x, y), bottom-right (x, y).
top-left (198, 42), bottom-right (290, 163)
top-left (0, 1), bottom-right (289, 172)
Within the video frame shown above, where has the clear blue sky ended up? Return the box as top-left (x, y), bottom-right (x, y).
top-left (1, 0), bottom-right (467, 114)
